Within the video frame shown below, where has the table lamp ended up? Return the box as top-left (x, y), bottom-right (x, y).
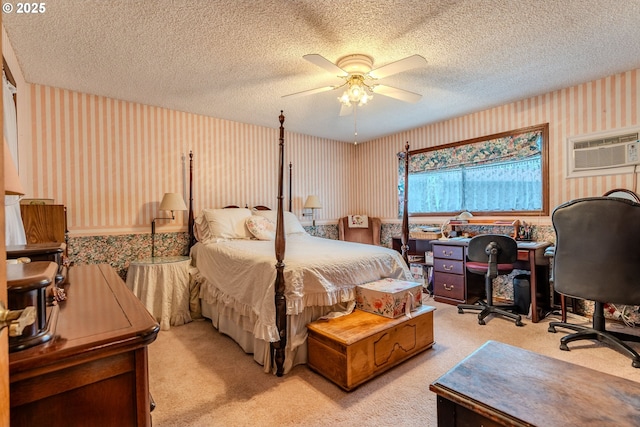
top-left (303, 195), bottom-right (322, 226)
top-left (151, 192), bottom-right (187, 258)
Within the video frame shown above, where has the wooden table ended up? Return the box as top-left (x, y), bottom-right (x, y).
top-left (430, 340), bottom-right (640, 426)
top-left (10, 264), bottom-right (160, 427)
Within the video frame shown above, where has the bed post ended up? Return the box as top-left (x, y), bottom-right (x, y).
top-left (288, 161), bottom-right (292, 212)
top-left (401, 142), bottom-right (410, 265)
top-left (272, 111), bottom-right (287, 376)
top-left (188, 150), bottom-right (195, 249)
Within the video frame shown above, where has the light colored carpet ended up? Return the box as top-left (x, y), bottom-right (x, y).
top-left (148, 296), bottom-right (640, 426)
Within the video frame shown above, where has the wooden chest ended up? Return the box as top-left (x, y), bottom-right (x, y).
top-left (307, 305), bottom-right (435, 391)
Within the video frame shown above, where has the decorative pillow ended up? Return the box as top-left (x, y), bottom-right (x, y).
top-left (201, 208), bottom-right (253, 240)
top-left (253, 210), bottom-right (307, 235)
top-left (246, 215), bottom-right (276, 240)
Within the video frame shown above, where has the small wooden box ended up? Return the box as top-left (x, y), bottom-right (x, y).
top-left (307, 305), bottom-right (435, 391)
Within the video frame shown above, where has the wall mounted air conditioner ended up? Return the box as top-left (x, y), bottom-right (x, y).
top-left (567, 128), bottom-right (640, 178)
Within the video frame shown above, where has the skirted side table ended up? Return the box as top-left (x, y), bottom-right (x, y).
top-left (126, 256), bottom-right (192, 330)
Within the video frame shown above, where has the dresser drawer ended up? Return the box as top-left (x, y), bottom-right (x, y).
top-left (432, 244), bottom-right (464, 260)
top-left (433, 272), bottom-right (465, 301)
top-left (433, 259), bottom-right (464, 275)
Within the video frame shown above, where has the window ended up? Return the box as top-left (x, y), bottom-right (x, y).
top-left (399, 123), bottom-right (549, 217)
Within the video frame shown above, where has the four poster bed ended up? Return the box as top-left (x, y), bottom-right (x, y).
top-left (187, 112), bottom-right (412, 376)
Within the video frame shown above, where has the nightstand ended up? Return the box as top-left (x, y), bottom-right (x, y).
top-left (126, 256), bottom-right (192, 330)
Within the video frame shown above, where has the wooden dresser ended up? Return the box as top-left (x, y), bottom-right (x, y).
top-left (9, 264), bottom-right (160, 426)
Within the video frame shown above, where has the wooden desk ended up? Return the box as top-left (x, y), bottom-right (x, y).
top-left (9, 264), bottom-right (160, 426)
top-left (430, 340), bottom-right (640, 426)
top-left (432, 238), bottom-right (551, 322)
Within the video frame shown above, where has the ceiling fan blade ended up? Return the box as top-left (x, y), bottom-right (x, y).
top-left (368, 54), bottom-right (427, 79)
top-left (303, 54), bottom-right (349, 77)
top-left (282, 85), bottom-right (337, 99)
top-left (339, 103), bottom-right (353, 116)
top-left (372, 85), bottom-right (422, 103)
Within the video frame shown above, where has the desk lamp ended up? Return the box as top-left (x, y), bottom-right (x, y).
top-left (151, 192), bottom-right (187, 258)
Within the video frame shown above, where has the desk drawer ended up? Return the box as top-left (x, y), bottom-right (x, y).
top-left (432, 245), bottom-right (464, 260)
top-left (433, 272), bottom-right (465, 301)
top-left (433, 259), bottom-right (464, 275)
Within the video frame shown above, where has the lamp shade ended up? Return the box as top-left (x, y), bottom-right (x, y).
top-left (4, 136), bottom-right (24, 195)
top-left (158, 192), bottom-right (187, 211)
top-left (304, 195), bottom-right (322, 209)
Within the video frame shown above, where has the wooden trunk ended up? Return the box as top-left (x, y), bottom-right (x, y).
top-left (307, 305), bottom-right (435, 391)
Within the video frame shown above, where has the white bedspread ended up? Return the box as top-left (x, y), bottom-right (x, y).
top-left (191, 234), bottom-right (412, 343)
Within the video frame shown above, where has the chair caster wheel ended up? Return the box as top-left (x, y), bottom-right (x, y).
top-left (478, 319), bottom-right (485, 325)
top-left (458, 308), bottom-right (464, 314)
top-left (548, 326), bottom-right (556, 333)
top-left (559, 343), bottom-right (569, 351)
top-left (633, 360), bottom-right (640, 369)
top-left (515, 320), bottom-right (524, 327)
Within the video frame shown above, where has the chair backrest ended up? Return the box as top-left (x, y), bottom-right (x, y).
top-left (338, 216), bottom-right (381, 245)
top-left (552, 197), bottom-right (640, 305)
top-left (603, 188), bottom-right (640, 202)
top-left (467, 234), bottom-right (518, 265)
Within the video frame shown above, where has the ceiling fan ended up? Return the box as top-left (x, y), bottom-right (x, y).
top-left (283, 53), bottom-right (427, 116)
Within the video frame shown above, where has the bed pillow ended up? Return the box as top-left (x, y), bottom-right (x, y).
top-left (246, 215), bottom-right (276, 240)
top-left (253, 210), bottom-right (307, 235)
top-left (193, 212), bottom-right (213, 242)
top-left (200, 208), bottom-right (253, 240)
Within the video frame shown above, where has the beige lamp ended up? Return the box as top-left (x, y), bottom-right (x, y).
top-left (303, 195), bottom-right (322, 226)
top-left (151, 192), bottom-right (187, 258)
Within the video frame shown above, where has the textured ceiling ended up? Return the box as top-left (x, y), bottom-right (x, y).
top-left (4, 0), bottom-right (640, 143)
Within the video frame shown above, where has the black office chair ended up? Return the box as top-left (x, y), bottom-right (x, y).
top-left (458, 234), bottom-right (523, 326)
top-left (548, 197), bottom-right (640, 368)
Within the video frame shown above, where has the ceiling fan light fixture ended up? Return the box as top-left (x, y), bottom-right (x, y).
top-left (339, 74), bottom-right (374, 107)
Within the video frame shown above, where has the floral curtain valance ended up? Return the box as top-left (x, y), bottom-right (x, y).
top-left (407, 130), bottom-right (542, 173)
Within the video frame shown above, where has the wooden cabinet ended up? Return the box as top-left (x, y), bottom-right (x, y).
top-left (432, 242), bottom-right (483, 304)
top-left (9, 264), bottom-right (159, 426)
top-left (19, 204), bottom-right (68, 255)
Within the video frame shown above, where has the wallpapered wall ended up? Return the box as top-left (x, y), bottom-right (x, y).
top-left (4, 28), bottom-right (639, 280)
top-left (357, 69), bottom-right (639, 221)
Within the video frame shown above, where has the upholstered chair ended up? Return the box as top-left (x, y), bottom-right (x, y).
top-left (338, 216), bottom-right (381, 245)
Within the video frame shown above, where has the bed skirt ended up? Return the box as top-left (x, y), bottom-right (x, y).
top-left (200, 295), bottom-right (351, 374)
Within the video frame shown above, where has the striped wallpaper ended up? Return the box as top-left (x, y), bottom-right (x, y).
top-left (12, 41), bottom-right (640, 237)
top-left (22, 85), bottom-right (356, 236)
top-left (358, 69), bottom-right (640, 222)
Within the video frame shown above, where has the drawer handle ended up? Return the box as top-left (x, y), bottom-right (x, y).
top-left (443, 264), bottom-right (454, 271)
top-left (443, 284), bottom-right (454, 291)
top-left (441, 250), bottom-right (453, 257)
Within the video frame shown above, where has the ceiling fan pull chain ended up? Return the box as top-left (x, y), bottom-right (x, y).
top-left (354, 104), bottom-right (358, 145)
